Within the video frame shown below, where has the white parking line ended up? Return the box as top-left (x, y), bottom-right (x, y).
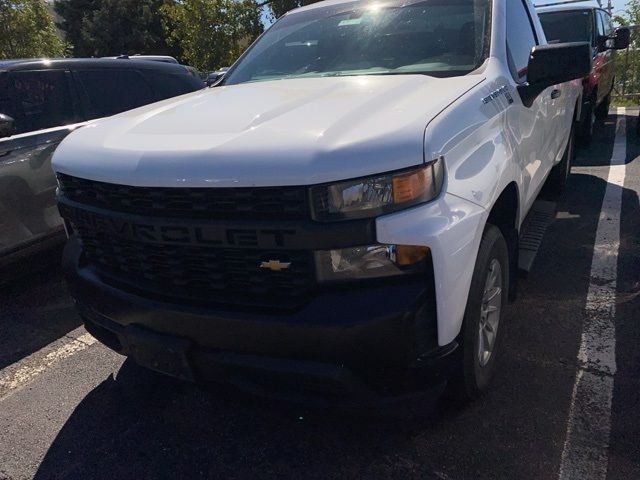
top-left (0, 327), bottom-right (96, 402)
top-left (558, 108), bottom-right (627, 480)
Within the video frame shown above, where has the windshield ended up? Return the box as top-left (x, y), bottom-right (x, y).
top-left (223, 0), bottom-right (491, 85)
top-left (539, 10), bottom-right (594, 45)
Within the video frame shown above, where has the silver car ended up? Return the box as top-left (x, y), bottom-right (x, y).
top-left (0, 58), bottom-right (204, 265)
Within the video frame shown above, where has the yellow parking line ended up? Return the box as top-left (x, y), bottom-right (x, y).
top-left (0, 327), bottom-right (96, 402)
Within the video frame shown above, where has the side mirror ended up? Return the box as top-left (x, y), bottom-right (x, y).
top-left (0, 114), bottom-right (15, 139)
top-left (518, 42), bottom-right (592, 107)
top-left (206, 67), bottom-right (229, 87)
top-left (612, 26), bottom-right (631, 50)
top-left (206, 72), bottom-right (224, 87)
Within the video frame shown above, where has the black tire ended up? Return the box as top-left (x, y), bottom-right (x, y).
top-left (546, 121), bottom-right (575, 196)
top-left (578, 98), bottom-right (595, 145)
top-left (595, 92), bottom-right (611, 120)
top-left (454, 225), bottom-right (509, 400)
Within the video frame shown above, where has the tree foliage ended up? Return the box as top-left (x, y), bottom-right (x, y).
top-left (0, 0), bottom-right (67, 59)
top-left (613, 1), bottom-right (640, 96)
top-left (160, 0), bottom-right (263, 71)
top-left (264, 0), bottom-right (320, 20)
top-left (81, 0), bottom-right (174, 57)
top-left (53, 0), bottom-right (98, 56)
top-left (54, 0), bottom-right (175, 57)
top-left (53, 0), bottom-right (323, 70)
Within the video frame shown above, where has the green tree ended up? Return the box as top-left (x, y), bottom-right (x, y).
top-left (612, 1), bottom-right (640, 96)
top-left (0, 0), bottom-right (67, 59)
top-left (160, 0), bottom-right (262, 71)
top-left (53, 0), bottom-right (99, 56)
top-left (55, 0), bottom-right (176, 57)
top-left (263, 0), bottom-right (320, 20)
top-left (80, 0), bottom-right (176, 57)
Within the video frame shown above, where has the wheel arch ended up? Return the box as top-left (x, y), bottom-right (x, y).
top-left (486, 182), bottom-right (520, 300)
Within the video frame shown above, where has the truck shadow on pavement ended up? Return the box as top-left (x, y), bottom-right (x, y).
top-left (573, 112), bottom-right (637, 167)
top-left (0, 247), bottom-right (81, 370)
top-left (34, 359), bottom-right (447, 480)
top-left (572, 115), bottom-right (616, 167)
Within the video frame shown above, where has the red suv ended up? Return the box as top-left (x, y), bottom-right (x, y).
top-left (538, 5), bottom-right (630, 143)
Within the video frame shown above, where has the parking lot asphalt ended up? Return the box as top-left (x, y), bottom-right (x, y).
top-left (0, 110), bottom-right (638, 480)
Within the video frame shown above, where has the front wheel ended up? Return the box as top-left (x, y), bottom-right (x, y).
top-left (454, 225), bottom-right (509, 400)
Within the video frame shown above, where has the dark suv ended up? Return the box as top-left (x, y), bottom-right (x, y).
top-left (538, 5), bottom-right (630, 143)
top-left (0, 59), bottom-right (204, 264)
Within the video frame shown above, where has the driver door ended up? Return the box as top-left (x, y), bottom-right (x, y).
top-left (505, 0), bottom-right (555, 218)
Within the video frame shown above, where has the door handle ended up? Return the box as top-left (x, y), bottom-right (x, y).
top-left (551, 89), bottom-right (562, 99)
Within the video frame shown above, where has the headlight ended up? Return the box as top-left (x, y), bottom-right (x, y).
top-left (315, 244), bottom-right (429, 283)
top-left (311, 160), bottom-right (444, 222)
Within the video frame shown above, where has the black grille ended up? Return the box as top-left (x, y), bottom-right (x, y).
top-left (58, 174), bottom-right (317, 308)
top-left (78, 229), bottom-right (315, 309)
top-left (57, 173), bottom-right (310, 220)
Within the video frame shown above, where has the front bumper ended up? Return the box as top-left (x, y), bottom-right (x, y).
top-left (63, 236), bottom-right (457, 405)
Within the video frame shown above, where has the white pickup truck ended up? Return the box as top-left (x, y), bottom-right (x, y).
top-left (52, 0), bottom-right (590, 405)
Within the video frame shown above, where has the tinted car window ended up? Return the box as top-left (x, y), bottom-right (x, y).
top-left (0, 70), bottom-right (78, 135)
top-left (76, 69), bottom-right (156, 119)
top-left (506, 0), bottom-right (537, 83)
top-left (596, 10), bottom-right (606, 37)
top-left (599, 11), bottom-right (612, 36)
top-left (539, 10), bottom-right (594, 45)
top-left (147, 72), bottom-right (203, 100)
top-left (0, 73), bottom-right (9, 118)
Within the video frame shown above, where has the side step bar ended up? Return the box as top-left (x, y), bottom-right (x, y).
top-left (518, 200), bottom-right (557, 275)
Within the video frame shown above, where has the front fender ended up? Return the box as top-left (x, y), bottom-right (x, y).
top-left (376, 193), bottom-right (488, 346)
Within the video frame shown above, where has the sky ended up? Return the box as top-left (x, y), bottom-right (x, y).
top-left (611, 0), bottom-right (630, 14)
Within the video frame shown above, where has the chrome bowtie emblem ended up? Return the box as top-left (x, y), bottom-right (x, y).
top-left (260, 260), bottom-right (292, 271)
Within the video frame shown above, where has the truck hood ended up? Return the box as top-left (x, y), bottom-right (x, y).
top-left (53, 75), bottom-right (483, 187)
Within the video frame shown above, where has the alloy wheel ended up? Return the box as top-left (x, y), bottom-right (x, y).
top-left (478, 259), bottom-right (503, 367)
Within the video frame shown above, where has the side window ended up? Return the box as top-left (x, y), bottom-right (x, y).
top-left (506, 0), bottom-right (537, 83)
top-left (0, 73), bottom-right (11, 118)
top-left (76, 69), bottom-right (156, 119)
top-left (147, 73), bottom-right (200, 100)
top-left (596, 11), bottom-right (606, 38)
top-left (600, 11), bottom-right (612, 36)
top-left (1, 70), bottom-right (78, 135)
